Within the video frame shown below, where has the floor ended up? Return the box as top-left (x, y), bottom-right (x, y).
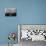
top-left (19, 39), bottom-right (46, 46)
top-left (0, 40), bottom-right (46, 46)
top-left (0, 44), bottom-right (18, 46)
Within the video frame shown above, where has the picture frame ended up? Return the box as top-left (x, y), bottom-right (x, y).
top-left (5, 8), bottom-right (16, 16)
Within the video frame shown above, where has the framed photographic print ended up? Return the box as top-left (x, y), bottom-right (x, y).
top-left (5, 8), bottom-right (16, 16)
top-left (18, 24), bottom-right (46, 41)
